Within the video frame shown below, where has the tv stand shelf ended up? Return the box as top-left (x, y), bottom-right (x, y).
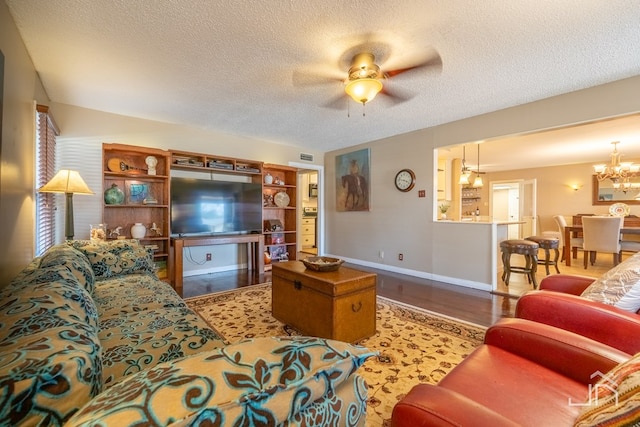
top-left (170, 149), bottom-right (263, 178)
top-left (171, 234), bottom-right (264, 297)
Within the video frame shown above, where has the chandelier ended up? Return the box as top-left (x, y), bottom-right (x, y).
top-left (593, 141), bottom-right (640, 190)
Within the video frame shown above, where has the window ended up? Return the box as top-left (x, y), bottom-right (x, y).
top-left (35, 105), bottom-right (58, 255)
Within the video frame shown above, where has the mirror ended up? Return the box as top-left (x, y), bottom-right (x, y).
top-left (592, 175), bottom-right (640, 205)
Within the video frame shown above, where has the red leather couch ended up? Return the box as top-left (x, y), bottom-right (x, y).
top-left (390, 318), bottom-right (630, 427)
top-left (516, 274), bottom-right (640, 355)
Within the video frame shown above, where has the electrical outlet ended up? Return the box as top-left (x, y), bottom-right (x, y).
top-left (398, 253), bottom-right (403, 261)
top-left (206, 253), bottom-right (212, 261)
top-left (379, 250), bottom-right (384, 259)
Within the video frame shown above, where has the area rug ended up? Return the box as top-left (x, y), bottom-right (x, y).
top-left (185, 283), bottom-right (486, 427)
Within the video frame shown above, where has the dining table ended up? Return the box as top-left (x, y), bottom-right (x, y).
top-left (564, 225), bottom-right (640, 266)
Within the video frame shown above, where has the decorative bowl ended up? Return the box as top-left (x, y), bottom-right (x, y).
top-left (301, 256), bottom-right (344, 272)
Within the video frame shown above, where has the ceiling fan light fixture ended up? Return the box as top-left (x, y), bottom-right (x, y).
top-left (345, 78), bottom-right (383, 105)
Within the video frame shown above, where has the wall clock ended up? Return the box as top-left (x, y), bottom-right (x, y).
top-left (394, 169), bottom-right (416, 192)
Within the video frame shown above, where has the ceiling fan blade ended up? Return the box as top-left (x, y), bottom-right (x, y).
top-left (383, 48), bottom-right (442, 78)
top-left (292, 67), bottom-right (344, 87)
top-left (322, 94), bottom-right (348, 110)
top-left (379, 85), bottom-right (414, 105)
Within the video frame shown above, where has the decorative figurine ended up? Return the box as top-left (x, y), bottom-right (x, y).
top-left (145, 156), bottom-right (158, 175)
top-left (109, 226), bottom-right (123, 239)
top-left (150, 222), bottom-right (162, 236)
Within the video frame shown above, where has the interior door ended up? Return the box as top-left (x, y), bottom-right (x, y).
top-left (490, 179), bottom-right (537, 238)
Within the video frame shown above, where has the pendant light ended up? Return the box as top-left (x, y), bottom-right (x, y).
top-left (472, 144), bottom-right (484, 188)
top-left (459, 145), bottom-right (472, 185)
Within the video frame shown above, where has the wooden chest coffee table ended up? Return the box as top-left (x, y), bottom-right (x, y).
top-left (272, 261), bottom-right (377, 343)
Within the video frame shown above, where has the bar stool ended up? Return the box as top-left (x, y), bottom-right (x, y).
top-left (525, 235), bottom-right (561, 275)
top-left (499, 239), bottom-right (539, 288)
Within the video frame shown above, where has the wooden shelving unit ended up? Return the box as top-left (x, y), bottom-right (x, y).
top-left (169, 149), bottom-right (263, 181)
top-left (102, 143), bottom-right (171, 280)
top-left (263, 163), bottom-right (298, 270)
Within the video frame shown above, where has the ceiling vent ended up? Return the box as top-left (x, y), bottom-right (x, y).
top-left (300, 153), bottom-right (314, 162)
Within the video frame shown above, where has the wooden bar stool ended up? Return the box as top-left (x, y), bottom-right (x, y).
top-left (499, 239), bottom-right (539, 288)
top-left (525, 235), bottom-right (561, 275)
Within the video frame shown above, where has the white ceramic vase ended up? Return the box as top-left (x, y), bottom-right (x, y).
top-left (131, 223), bottom-right (146, 239)
top-left (264, 173), bottom-right (273, 184)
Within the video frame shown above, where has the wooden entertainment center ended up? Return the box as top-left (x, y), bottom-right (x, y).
top-left (101, 143), bottom-right (299, 293)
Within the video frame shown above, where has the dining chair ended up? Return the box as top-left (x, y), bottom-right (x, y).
top-left (553, 215), bottom-right (583, 261)
top-left (581, 216), bottom-right (623, 269)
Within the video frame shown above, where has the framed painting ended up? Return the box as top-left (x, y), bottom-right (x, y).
top-left (126, 181), bottom-right (149, 204)
top-left (335, 148), bottom-right (370, 211)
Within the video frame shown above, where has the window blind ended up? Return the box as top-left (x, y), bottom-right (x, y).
top-left (35, 105), bottom-right (59, 256)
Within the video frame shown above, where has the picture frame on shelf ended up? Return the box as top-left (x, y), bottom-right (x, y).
top-left (126, 181), bottom-right (149, 204)
top-left (269, 245), bottom-right (288, 261)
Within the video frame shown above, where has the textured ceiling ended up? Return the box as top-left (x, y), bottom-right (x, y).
top-left (6, 0), bottom-right (640, 169)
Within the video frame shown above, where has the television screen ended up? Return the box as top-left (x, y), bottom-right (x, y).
top-left (170, 177), bottom-right (262, 236)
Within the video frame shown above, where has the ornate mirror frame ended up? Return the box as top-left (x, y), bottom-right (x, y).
top-left (592, 175), bottom-right (640, 205)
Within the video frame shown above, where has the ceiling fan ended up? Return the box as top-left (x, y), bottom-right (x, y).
top-left (293, 45), bottom-right (442, 109)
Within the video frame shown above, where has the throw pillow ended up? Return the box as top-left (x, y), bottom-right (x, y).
top-left (69, 239), bottom-right (156, 279)
top-left (580, 252), bottom-right (640, 313)
top-left (574, 352), bottom-right (640, 426)
top-left (66, 336), bottom-right (377, 426)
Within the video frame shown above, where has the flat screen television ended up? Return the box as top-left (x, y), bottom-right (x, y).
top-left (170, 177), bottom-right (263, 237)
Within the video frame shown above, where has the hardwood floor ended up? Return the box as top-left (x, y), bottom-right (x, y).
top-left (182, 259), bottom-right (514, 327)
top-left (181, 250), bottom-right (626, 327)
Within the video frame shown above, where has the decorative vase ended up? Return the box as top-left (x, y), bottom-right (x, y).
top-left (131, 223), bottom-right (146, 239)
top-left (264, 173), bottom-right (273, 185)
top-left (441, 213), bottom-right (447, 220)
top-left (104, 183), bottom-right (125, 205)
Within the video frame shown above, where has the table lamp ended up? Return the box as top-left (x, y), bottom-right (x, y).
top-left (38, 169), bottom-right (94, 240)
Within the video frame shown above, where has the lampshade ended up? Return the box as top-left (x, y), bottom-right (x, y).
top-left (345, 78), bottom-right (383, 104)
top-left (38, 169), bottom-right (94, 195)
top-left (459, 145), bottom-right (472, 185)
top-left (38, 169), bottom-right (93, 241)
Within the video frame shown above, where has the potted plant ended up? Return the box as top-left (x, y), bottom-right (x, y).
top-left (439, 203), bottom-right (450, 219)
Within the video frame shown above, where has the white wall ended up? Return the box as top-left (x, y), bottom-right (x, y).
top-left (0, 3), bottom-right (50, 283)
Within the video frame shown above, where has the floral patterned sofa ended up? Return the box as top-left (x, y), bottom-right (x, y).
top-left (0, 240), bottom-right (374, 426)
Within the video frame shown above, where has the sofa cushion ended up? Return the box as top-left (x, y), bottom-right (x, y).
top-left (68, 239), bottom-right (156, 279)
top-left (0, 279), bottom-right (99, 337)
top-left (0, 322), bottom-right (102, 426)
top-left (580, 252), bottom-right (640, 312)
top-left (66, 336), bottom-right (375, 426)
top-left (39, 244), bottom-right (96, 295)
top-left (93, 274), bottom-right (188, 318)
top-left (99, 305), bottom-right (225, 386)
top-left (574, 351), bottom-right (640, 426)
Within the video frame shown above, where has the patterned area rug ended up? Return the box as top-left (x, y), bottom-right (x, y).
top-left (185, 283), bottom-right (486, 427)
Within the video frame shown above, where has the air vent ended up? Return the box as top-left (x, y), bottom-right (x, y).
top-left (299, 153), bottom-right (314, 162)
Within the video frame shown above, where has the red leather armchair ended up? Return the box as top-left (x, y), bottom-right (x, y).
top-left (516, 274), bottom-right (640, 355)
top-left (391, 318), bottom-right (630, 427)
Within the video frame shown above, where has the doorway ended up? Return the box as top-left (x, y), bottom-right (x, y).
top-left (490, 179), bottom-right (537, 238)
top-left (290, 162), bottom-right (324, 257)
